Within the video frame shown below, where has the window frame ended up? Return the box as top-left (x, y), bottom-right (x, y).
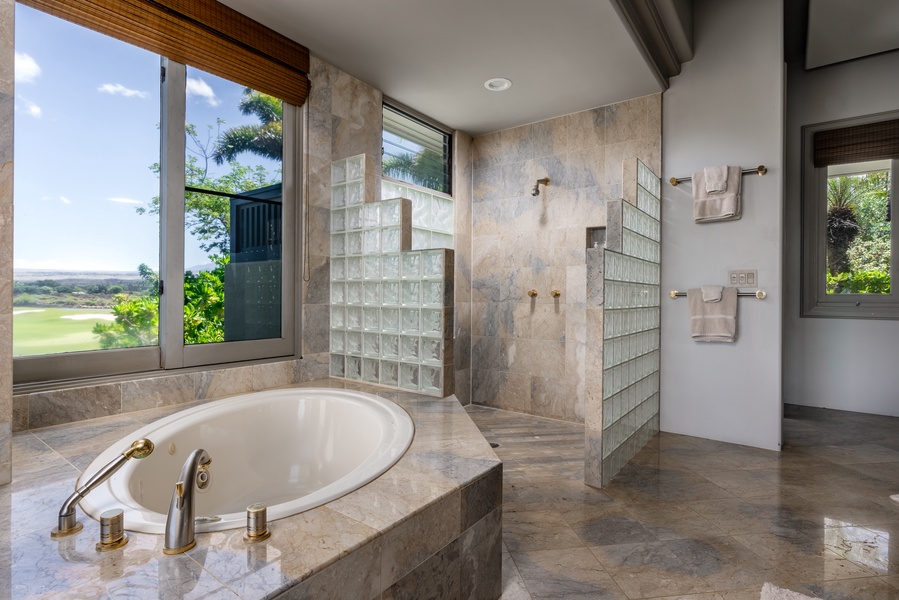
top-left (381, 100), bottom-right (453, 197)
top-left (13, 54), bottom-right (302, 384)
top-left (801, 112), bottom-right (899, 319)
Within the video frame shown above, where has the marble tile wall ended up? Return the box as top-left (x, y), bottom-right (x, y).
top-left (454, 132), bottom-right (474, 404)
top-left (0, 0), bottom-right (12, 485)
top-left (12, 358), bottom-right (323, 430)
top-left (470, 94), bottom-right (661, 423)
top-left (304, 55), bottom-right (383, 369)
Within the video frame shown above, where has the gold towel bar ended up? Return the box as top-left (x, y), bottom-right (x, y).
top-left (669, 290), bottom-right (767, 299)
top-left (669, 165), bottom-right (767, 187)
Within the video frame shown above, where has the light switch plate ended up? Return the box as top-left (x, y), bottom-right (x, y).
top-left (727, 269), bottom-right (758, 287)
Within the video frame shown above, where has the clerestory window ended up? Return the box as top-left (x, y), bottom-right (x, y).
top-left (382, 103), bottom-right (452, 195)
top-left (13, 4), bottom-right (299, 383)
top-left (801, 112), bottom-right (899, 319)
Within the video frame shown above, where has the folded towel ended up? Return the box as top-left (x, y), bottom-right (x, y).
top-left (704, 165), bottom-right (728, 193)
top-left (692, 166), bottom-right (742, 223)
top-left (687, 287), bottom-right (737, 342)
top-left (701, 285), bottom-right (723, 302)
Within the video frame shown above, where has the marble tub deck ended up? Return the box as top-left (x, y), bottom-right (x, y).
top-left (0, 379), bottom-right (503, 599)
top-left (468, 404), bottom-right (899, 600)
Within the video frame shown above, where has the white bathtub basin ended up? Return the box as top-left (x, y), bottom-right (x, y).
top-left (78, 388), bottom-right (414, 533)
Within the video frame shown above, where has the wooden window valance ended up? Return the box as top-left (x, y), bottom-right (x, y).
top-left (813, 118), bottom-right (899, 168)
top-left (18, 0), bottom-right (310, 107)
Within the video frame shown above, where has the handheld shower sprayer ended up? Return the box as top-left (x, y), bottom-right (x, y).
top-left (532, 177), bottom-right (550, 196)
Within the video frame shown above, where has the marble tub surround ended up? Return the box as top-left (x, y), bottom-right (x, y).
top-left (470, 94), bottom-right (661, 424)
top-left (1, 379), bottom-right (502, 598)
top-left (11, 357), bottom-right (333, 432)
top-left (471, 403), bottom-right (899, 600)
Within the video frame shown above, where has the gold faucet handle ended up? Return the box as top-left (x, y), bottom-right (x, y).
top-left (527, 289), bottom-right (538, 298)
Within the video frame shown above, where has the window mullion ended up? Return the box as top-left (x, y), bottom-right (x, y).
top-left (160, 58), bottom-right (186, 369)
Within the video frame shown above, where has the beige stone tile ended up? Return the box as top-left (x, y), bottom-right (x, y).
top-left (511, 546), bottom-right (627, 599)
top-left (590, 541), bottom-right (714, 598)
top-left (502, 510), bottom-right (585, 553)
top-left (380, 491), bottom-right (461, 587)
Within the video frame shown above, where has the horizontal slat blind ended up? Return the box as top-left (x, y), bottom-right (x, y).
top-left (19, 0), bottom-right (310, 106)
top-left (814, 118), bottom-right (899, 167)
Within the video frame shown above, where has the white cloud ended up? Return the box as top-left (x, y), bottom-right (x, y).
top-left (109, 197), bottom-right (141, 204)
top-left (39, 195), bottom-right (71, 204)
top-left (15, 52), bottom-right (41, 83)
top-left (98, 83), bottom-right (149, 99)
top-left (186, 77), bottom-right (220, 107)
top-left (59, 196), bottom-right (71, 205)
top-left (15, 95), bottom-right (42, 118)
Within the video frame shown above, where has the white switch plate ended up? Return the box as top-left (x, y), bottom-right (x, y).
top-left (727, 269), bottom-right (758, 287)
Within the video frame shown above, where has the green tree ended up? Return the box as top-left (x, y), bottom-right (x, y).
top-left (382, 148), bottom-right (448, 193)
top-left (212, 89), bottom-right (282, 165)
top-left (139, 124), bottom-right (278, 255)
top-left (101, 89), bottom-right (283, 349)
top-left (93, 264), bottom-right (160, 348)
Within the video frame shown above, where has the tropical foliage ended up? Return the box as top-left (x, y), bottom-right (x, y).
top-left (382, 148), bottom-right (449, 194)
top-left (212, 89), bottom-right (283, 165)
top-left (825, 169), bottom-right (891, 294)
top-left (99, 88), bottom-right (282, 347)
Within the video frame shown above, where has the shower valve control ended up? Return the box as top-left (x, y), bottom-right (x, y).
top-left (727, 269), bottom-right (758, 287)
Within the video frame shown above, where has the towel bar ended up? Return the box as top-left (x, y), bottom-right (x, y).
top-left (669, 289), bottom-right (766, 299)
top-left (669, 165), bottom-right (767, 187)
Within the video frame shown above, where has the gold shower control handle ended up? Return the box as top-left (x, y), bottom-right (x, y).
top-left (527, 289), bottom-right (538, 298)
top-left (550, 289), bottom-right (561, 298)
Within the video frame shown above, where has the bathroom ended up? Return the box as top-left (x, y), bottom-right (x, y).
top-left (4, 0), bottom-right (899, 598)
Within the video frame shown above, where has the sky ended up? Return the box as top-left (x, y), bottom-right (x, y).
top-left (13, 4), bottom-right (281, 273)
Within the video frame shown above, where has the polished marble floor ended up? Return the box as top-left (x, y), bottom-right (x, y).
top-left (466, 403), bottom-right (899, 600)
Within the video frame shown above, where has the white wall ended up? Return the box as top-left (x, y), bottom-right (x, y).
top-left (660, 0), bottom-right (784, 451)
top-left (784, 50), bottom-right (899, 416)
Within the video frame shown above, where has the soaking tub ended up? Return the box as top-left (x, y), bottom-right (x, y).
top-left (78, 388), bottom-right (415, 533)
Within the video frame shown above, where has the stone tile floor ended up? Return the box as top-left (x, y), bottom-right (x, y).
top-left (466, 403), bottom-right (899, 600)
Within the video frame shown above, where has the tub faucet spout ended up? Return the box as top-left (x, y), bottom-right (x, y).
top-left (51, 438), bottom-right (155, 538)
top-left (163, 448), bottom-right (211, 555)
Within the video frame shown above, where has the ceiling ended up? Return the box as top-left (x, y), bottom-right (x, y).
top-left (218, 0), bottom-right (668, 136)
top-left (805, 0), bottom-right (899, 69)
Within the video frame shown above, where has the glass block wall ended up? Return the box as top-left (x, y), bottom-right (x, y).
top-left (381, 180), bottom-right (454, 250)
top-left (601, 160), bottom-right (661, 485)
top-left (329, 155), bottom-right (454, 396)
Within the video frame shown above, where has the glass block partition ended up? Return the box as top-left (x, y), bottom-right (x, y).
top-left (601, 160), bottom-right (661, 485)
top-left (330, 155), bottom-right (454, 397)
top-left (381, 180), bottom-right (454, 250)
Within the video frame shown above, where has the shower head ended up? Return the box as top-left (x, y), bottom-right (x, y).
top-left (532, 177), bottom-right (550, 196)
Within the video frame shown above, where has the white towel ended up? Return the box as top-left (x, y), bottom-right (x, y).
top-left (687, 287), bottom-right (737, 343)
top-left (701, 285), bottom-right (723, 302)
top-left (692, 166), bottom-right (742, 223)
top-left (704, 165), bottom-right (728, 193)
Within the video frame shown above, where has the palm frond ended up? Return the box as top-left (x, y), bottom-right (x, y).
top-left (212, 122), bottom-right (282, 165)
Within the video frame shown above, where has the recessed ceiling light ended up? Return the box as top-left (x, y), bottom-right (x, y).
top-left (484, 78), bottom-right (512, 92)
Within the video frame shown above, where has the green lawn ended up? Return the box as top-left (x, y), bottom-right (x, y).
top-left (13, 307), bottom-right (114, 356)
